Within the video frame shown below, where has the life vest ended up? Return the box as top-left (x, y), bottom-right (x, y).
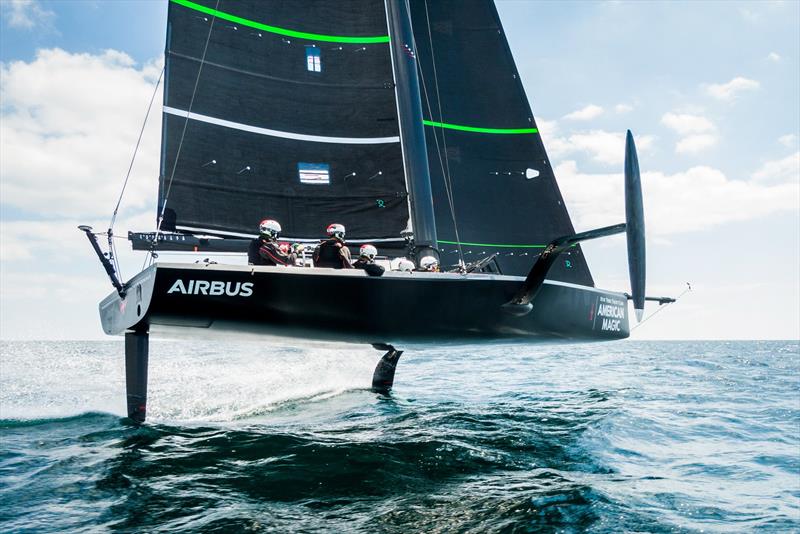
top-left (249, 237), bottom-right (290, 266)
top-left (314, 239), bottom-right (345, 268)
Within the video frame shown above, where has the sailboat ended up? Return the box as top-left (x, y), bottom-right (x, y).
top-left (81, 0), bottom-right (672, 423)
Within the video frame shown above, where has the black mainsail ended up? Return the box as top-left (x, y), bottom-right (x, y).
top-left (160, 0), bottom-right (410, 241)
top-left (410, 0), bottom-right (593, 282)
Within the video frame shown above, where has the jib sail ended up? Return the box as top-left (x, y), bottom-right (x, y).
top-left (409, 0), bottom-right (593, 283)
top-left (159, 0), bottom-right (409, 241)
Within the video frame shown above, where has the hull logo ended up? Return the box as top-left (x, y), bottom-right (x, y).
top-left (594, 295), bottom-right (626, 332)
top-left (167, 279), bottom-right (254, 297)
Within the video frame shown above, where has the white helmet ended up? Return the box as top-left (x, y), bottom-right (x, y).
top-left (392, 258), bottom-right (415, 272)
top-left (359, 244), bottom-right (377, 260)
top-left (259, 219), bottom-right (281, 239)
top-left (419, 256), bottom-right (439, 271)
top-left (326, 223), bottom-right (346, 240)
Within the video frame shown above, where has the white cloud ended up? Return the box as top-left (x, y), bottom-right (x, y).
top-left (661, 112), bottom-right (718, 154)
top-left (545, 126), bottom-right (655, 166)
top-left (1, 0), bottom-right (55, 29)
top-left (705, 76), bottom-right (760, 101)
top-left (752, 152), bottom-right (800, 184)
top-left (614, 103), bottom-right (633, 114)
top-left (556, 161), bottom-right (799, 236)
top-left (569, 130), bottom-right (654, 165)
top-left (778, 134), bottom-right (797, 148)
top-left (0, 272), bottom-right (104, 304)
top-left (767, 52), bottom-right (782, 62)
top-left (661, 112), bottom-right (715, 135)
top-left (536, 117), bottom-right (570, 157)
top-left (0, 48), bottom-right (162, 219)
top-left (563, 104), bottom-right (604, 121)
top-left (0, 212), bottom-right (155, 268)
top-left (676, 134), bottom-right (718, 154)
top-left (534, 118), bottom-right (559, 141)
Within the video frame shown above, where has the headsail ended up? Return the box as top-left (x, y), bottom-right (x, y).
top-left (160, 0), bottom-right (409, 240)
top-left (410, 0), bottom-right (593, 283)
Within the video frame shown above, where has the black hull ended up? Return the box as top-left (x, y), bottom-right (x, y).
top-left (100, 263), bottom-right (630, 345)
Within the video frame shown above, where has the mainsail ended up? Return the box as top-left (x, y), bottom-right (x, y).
top-left (160, 0), bottom-right (409, 240)
top-left (410, 0), bottom-right (593, 283)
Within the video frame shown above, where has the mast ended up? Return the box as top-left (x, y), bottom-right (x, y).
top-left (385, 0), bottom-right (438, 260)
top-left (157, 18), bottom-right (172, 230)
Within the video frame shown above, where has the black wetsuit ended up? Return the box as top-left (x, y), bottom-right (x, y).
top-left (248, 237), bottom-right (292, 266)
top-left (313, 238), bottom-right (352, 269)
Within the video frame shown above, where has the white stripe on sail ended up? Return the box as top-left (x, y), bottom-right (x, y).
top-left (163, 106), bottom-right (400, 145)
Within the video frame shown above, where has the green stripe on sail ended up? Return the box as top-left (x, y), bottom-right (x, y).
top-left (423, 120), bottom-right (538, 135)
top-left (438, 240), bottom-right (548, 249)
top-left (171, 0), bottom-right (390, 44)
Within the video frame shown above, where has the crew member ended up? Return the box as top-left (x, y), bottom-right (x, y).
top-left (354, 244), bottom-right (385, 276)
top-left (392, 257), bottom-right (416, 272)
top-left (418, 255), bottom-right (440, 272)
top-left (313, 223), bottom-right (353, 269)
top-left (248, 219), bottom-right (294, 266)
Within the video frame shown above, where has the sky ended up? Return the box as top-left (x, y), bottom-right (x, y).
top-left (0, 0), bottom-right (798, 340)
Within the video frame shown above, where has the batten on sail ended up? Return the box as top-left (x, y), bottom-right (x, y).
top-left (163, 106), bottom-right (401, 144)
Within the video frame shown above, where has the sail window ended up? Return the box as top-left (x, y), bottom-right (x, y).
top-left (305, 46), bottom-right (321, 72)
top-left (298, 163), bottom-right (330, 185)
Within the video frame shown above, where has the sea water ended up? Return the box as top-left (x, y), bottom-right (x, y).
top-left (0, 340), bottom-right (798, 532)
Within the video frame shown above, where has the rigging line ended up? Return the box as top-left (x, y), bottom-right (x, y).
top-left (109, 65), bottom-right (165, 232)
top-left (413, 40), bottom-right (455, 262)
top-left (107, 64), bottom-right (165, 276)
top-left (141, 248), bottom-right (153, 272)
top-left (421, 0), bottom-right (463, 268)
top-left (631, 282), bottom-right (692, 331)
top-left (418, 0), bottom-right (464, 269)
top-left (110, 237), bottom-right (120, 279)
top-left (421, 0), bottom-right (458, 242)
top-left (153, 0), bottom-right (220, 258)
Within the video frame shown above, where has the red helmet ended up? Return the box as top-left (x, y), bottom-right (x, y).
top-left (326, 223), bottom-right (345, 239)
top-left (359, 244), bottom-right (377, 260)
top-left (259, 219), bottom-right (281, 239)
